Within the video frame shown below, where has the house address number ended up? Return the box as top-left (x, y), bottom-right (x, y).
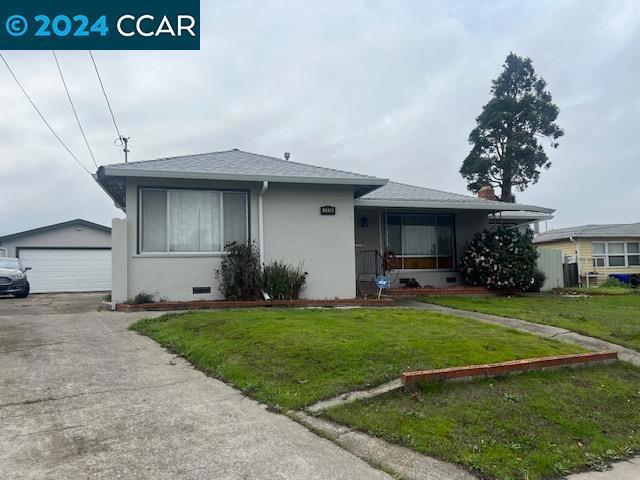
top-left (320, 205), bottom-right (336, 215)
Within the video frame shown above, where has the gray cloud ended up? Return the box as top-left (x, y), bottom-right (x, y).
top-left (1, 0), bottom-right (638, 235)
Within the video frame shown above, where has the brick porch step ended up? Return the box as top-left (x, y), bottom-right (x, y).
top-left (386, 286), bottom-right (494, 297)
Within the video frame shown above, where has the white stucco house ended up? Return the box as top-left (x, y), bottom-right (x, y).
top-left (95, 149), bottom-right (553, 303)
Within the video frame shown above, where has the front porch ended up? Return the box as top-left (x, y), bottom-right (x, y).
top-left (352, 180), bottom-right (555, 294)
top-left (354, 206), bottom-right (490, 291)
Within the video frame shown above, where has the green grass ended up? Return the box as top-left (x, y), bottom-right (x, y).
top-left (420, 295), bottom-right (640, 351)
top-left (324, 363), bottom-right (640, 480)
top-left (556, 286), bottom-right (638, 296)
top-left (131, 308), bottom-right (583, 410)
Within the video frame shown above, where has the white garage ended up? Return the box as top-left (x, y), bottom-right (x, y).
top-left (18, 249), bottom-right (111, 293)
top-left (0, 219), bottom-right (112, 294)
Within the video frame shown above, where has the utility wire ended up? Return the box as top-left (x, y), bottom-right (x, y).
top-left (52, 51), bottom-right (98, 169)
top-left (88, 51), bottom-right (123, 142)
top-left (0, 53), bottom-right (92, 175)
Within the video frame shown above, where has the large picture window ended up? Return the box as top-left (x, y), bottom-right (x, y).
top-left (384, 214), bottom-right (455, 269)
top-left (139, 188), bottom-right (248, 254)
top-left (592, 241), bottom-right (640, 268)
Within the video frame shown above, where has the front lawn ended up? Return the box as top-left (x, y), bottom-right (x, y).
top-left (421, 294), bottom-right (640, 351)
top-left (131, 308), bottom-right (583, 410)
top-left (324, 363), bottom-right (640, 480)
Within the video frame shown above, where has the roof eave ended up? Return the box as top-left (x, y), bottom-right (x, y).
top-left (0, 218), bottom-right (110, 243)
top-left (94, 171), bottom-right (126, 211)
top-left (354, 198), bottom-right (555, 214)
top-left (101, 166), bottom-right (388, 188)
top-left (536, 233), bottom-right (640, 243)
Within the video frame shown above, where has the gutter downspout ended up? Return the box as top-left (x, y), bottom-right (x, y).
top-left (258, 181), bottom-right (269, 268)
top-left (569, 236), bottom-right (581, 284)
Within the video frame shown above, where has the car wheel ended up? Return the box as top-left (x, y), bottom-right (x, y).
top-left (14, 282), bottom-right (29, 298)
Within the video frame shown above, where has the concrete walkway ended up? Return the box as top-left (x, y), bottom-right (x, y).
top-left (0, 308), bottom-right (391, 480)
top-left (566, 456), bottom-right (640, 480)
top-left (401, 299), bottom-right (640, 367)
top-left (400, 299), bottom-right (640, 478)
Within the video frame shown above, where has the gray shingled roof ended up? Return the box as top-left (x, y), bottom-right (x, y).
top-left (534, 223), bottom-right (640, 243)
top-left (96, 150), bottom-right (553, 214)
top-left (99, 149), bottom-right (386, 186)
top-left (356, 181), bottom-right (554, 213)
top-left (0, 219), bottom-right (110, 242)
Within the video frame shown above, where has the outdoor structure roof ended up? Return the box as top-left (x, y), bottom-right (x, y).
top-left (497, 210), bottom-right (553, 220)
top-left (534, 223), bottom-right (640, 243)
top-left (96, 149), bottom-right (553, 215)
top-left (490, 210), bottom-right (554, 224)
top-left (96, 149), bottom-right (388, 209)
top-left (355, 181), bottom-right (554, 214)
top-left (0, 219), bottom-right (110, 243)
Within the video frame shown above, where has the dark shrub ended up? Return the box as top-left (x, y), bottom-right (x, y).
top-left (127, 292), bottom-right (154, 304)
top-left (524, 269), bottom-right (547, 292)
top-left (461, 228), bottom-right (539, 290)
top-left (216, 242), bottom-right (262, 300)
top-left (263, 261), bottom-right (307, 300)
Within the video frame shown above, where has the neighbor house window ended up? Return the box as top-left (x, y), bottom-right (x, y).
top-left (384, 214), bottom-right (455, 269)
top-left (139, 188), bottom-right (248, 253)
top-left (592, 241), bottom-right (640, 268)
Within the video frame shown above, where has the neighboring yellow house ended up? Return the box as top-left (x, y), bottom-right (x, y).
top-left (534, 223), bottom-right (640, 286)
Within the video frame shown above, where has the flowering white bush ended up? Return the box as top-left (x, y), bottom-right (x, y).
top-left (461, 228), bottom-right (538, 290)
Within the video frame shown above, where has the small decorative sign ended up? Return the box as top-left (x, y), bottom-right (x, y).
top-left (375, 275), bottom-right (390, 300)
top-left (320, 205), bottom-right (336, 216)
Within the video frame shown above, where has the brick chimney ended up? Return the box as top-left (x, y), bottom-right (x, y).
top-left (477, 185), bottom-right (496, 201)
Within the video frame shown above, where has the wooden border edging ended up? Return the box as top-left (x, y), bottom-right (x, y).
top-left (401, 351), bottom-right (618, 385)
top-left (116, 297), bottom-right (395, 312)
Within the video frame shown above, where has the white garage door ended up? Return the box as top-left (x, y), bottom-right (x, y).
top-left (19, 249), bottom-right (111, 293)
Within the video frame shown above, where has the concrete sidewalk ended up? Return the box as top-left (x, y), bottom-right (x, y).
top-left (0, 309), bottom-right (391, 480)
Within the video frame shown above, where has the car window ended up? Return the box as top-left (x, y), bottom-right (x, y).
top-left (0, 258), bottom-right (21, 269)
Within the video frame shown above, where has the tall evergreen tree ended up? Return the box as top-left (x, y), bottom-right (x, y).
top-left (460, 53), bottom-right (563, 202)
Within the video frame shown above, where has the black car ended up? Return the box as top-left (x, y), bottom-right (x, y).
top-left (0, 257), bottom-right (30, 298)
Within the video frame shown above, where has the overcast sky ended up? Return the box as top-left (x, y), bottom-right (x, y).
top-left (1, 0), bottom-right (639, 236)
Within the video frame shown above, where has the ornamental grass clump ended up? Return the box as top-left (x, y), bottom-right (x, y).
top-left (263, 261), bottom-right (307, 300)
top-left (461, 228), bottom-right (538, 290)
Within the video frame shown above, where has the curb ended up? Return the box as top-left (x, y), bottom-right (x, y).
top-left (289, 411), bottom-right (477, 480)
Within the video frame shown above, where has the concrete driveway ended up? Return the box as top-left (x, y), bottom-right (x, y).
top-left (0, 292), bottom-right (107, 315)
top-left (0, 295), bottom-right (391, 479)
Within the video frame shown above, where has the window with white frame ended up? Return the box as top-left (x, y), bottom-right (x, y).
top-left (592, 241), bottom-right (640, 268)
top-left (139, 188), bottom-right (248, 254)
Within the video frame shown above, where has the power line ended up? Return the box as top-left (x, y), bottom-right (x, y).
top-left (52, 51), bottom-right (98, 169)
top-left (88, 51), bottom-right (123, 142)
top-left (0, 53), bottom-right (91, 175)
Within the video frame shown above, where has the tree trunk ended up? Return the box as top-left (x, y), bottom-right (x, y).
top-left (500, 178), bottom-right (515, 203)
